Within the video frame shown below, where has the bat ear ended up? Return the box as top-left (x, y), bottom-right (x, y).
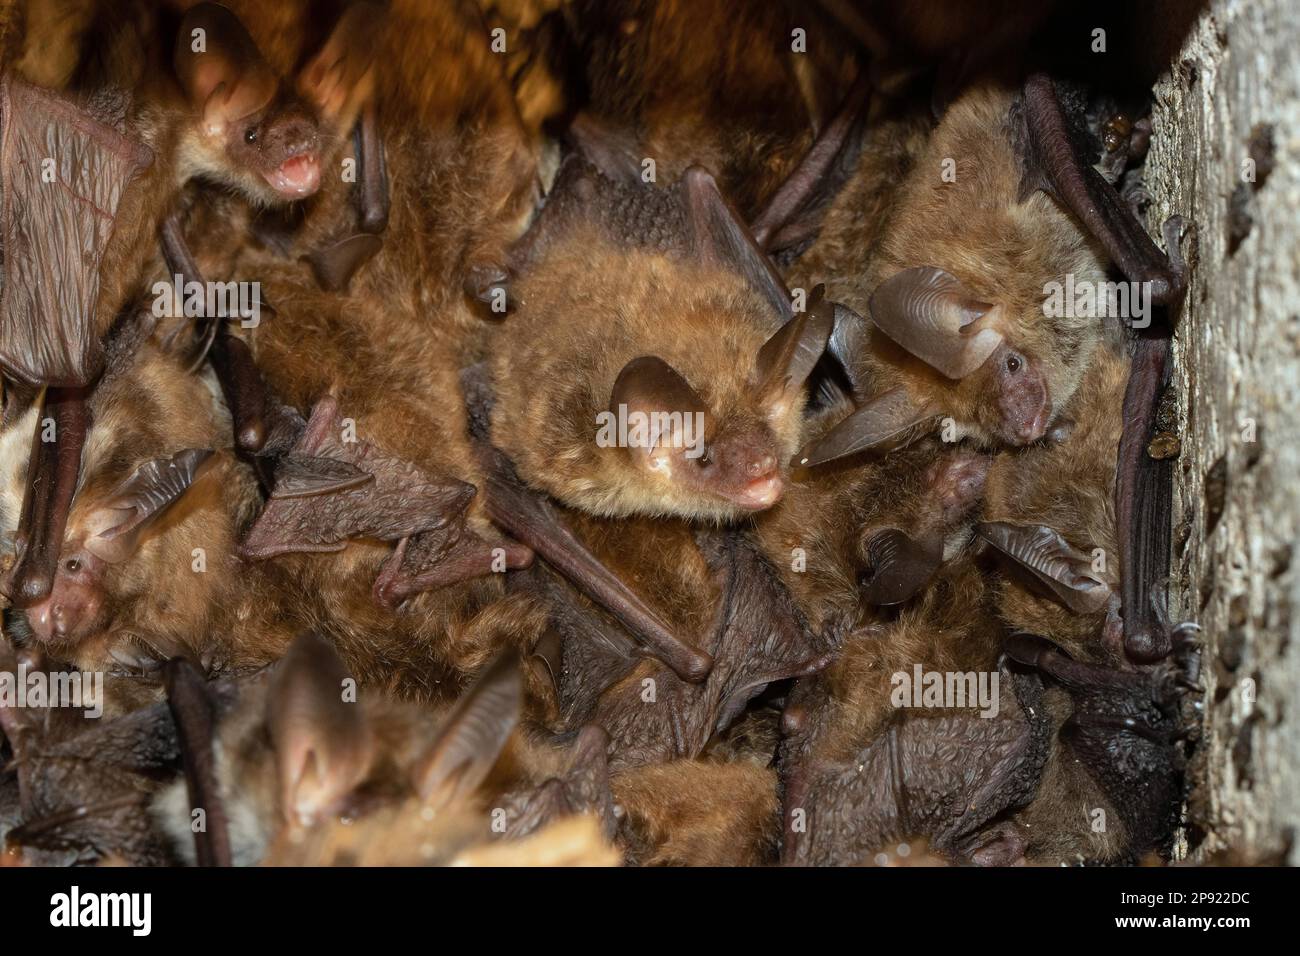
top-left (173, 2), bottom-right (277, 134)
top-left (296, 1), bottom-right (384, 122)
top-left (868, 267), bottom-right (1004, 379)
top-left (827, 300), bottom-right (870, 397)
top-left (977, 521), bottom-right (1112, 614)
top-left (267, 632), bottom-right (374, 827)
top-left (81, 448), bottom-right (215, 564)
top-left (858, 528), bottom-right (943, 606)
top-left (793, 387), bottom-right (936, 468)
top-left (414, 653), bottom-right (522, 811)
top-left (754, 284), bottom-right (834, 410)
top-left (609, 356), bottom-right (710, 467)
top-left (681, 166), bottom-right (796, 323)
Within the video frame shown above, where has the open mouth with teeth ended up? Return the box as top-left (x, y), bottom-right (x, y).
top-left (263, 152), bottom-right (321, 198)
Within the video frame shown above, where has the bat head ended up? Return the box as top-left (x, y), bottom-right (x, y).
top-left (1, 339), bottom-right (249, 672)
top-left (173, 3), bottom-right (360, 204)
top-left (602, 287), bottom-right (833, 519)
top-left (18, 449), bottom-right (216, 654)
top-left (867, 266), bottom-right (1053, 446)
top-left (155, 642), bottom-right (532, 864)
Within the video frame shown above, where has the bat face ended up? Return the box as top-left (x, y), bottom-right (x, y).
top-left (811, 85), bottom-right (1109, 457)
top-left (208, 89), bottom-right (323, 201)
top-left (492, 163), bottom-right (833, 523)
top-left (1, 338), bottom-right (259, 675)
top-left (606, 350), bottom-right (787, 515)
top-left (171, 2), bottom-right (361, 207)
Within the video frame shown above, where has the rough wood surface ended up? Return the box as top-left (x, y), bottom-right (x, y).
top-left (1144, 0), bottom-right (1300, 863)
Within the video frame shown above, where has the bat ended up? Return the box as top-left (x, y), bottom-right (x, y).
top-left (490, 157), bottom-right (833, 522)
top-left (150, 635), bottom-right (618, 865)
top-left (979, 343), bottom-right (1131, 652)
top-left (977, 343), bottom-right (1199, 863)
top-left (203, 261), bottom-right (540, 699)
top-left (775, 558), bottom-right (1054, 866)
top-left (560, 0), bottom-right (859, 222)
top-left (787, 73), bottom-right (1190, 666)
top-left (0, 315), bottom-right (290, 682)
top-left (178, 0), bottom-right (536, 348)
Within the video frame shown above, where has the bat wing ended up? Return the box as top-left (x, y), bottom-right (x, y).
top-left (240, 396), bottom-right (476, 559)
top-left (783, 671), bottom-right (1050, 866)
top-left (751, 72), bottom-right (872, 255)
top-left (1019, 74), bottom-right (1188, 307)
top-left (479, 441), bottom-right (712, 683)
top-left (0, 76), bottom-right (153, 388)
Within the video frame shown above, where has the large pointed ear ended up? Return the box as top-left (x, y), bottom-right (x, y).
top-left (681, 166), bottom-right (795, 323)
top-left (609, 356), bottom-right (710, 469)
top-left (414, 653), bottom-right (522, 812)
top-left (794, 387), bottom-right (936, 468)
top-left (868, 267), bottom-right (1004, 379)
top-left (977, 521), bottom-right (1112, 614)
top-left (267, 632), bottom-right (374, 827)
top-left (858, 528), bottom-right (943, 606)
top-left (754, 284), bottom-right (834, 412)
top-left (173, 2), bottom-right (277, 135)
top-left (296, 0), bottom-right (384, 123)
top-left (81, 449), bottom-right (215, 564)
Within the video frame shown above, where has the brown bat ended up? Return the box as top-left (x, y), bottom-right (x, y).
top-left (206, 259), bottom-right (542, 700)
top-left (976, 344), bottom-right (1199, 863)
top-left (560, 0), bottom-right (859, 223)
top-left (790, 73), bottom-right (1190, 665)
top-left (189, 0), bottom-right (537, 351)
top-left (775, 557), bottom-right (1054, 866)
top-left (490, 157), bottom-right (833, 522)
top-left (150, 635), bottom-right (618, 866)
top-left (980, 343), bottom-right (1130, 652)
top-left (0, 314), bottom-right (291, 686)
top-left (0, 1), bottom-right (370, 612)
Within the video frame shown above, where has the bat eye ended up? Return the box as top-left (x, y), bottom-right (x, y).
top-left (244, 127), bottom-right (258, 145)
top-left (1005, 353), bottom-right (1023, 374)
top-left (65, 558), bottom-right (80, 573)
top-left (694, 451), bottom-right (711, 468)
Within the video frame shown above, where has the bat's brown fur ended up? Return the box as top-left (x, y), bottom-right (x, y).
top-left (565, 0), bottom-right (856, 220)
top-left (983, 344), bottom-right (1130, 657)
top-left (491, 238), bottom-right (805, 521)
top-left (796, 83), bottom-right (1113, 448)
top-left (613, 760), bottom-right (779, 865)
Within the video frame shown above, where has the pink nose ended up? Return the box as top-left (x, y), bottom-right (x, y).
top-left (27, 598), bottom-right (92, 644)
top-left (746, 453), bottom-right (777, 478)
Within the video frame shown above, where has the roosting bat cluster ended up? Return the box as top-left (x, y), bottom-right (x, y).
top-left (0, 0), bottom-right (1205, 867)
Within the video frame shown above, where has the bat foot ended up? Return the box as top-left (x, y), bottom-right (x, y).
top-left (1010, 633), bottom-right (1191, 854)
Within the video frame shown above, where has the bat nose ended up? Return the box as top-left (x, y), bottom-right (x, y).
top-left (746, 453), bottom-right (777, 478)
top-left (51, 603), bottom-right (73, 638)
